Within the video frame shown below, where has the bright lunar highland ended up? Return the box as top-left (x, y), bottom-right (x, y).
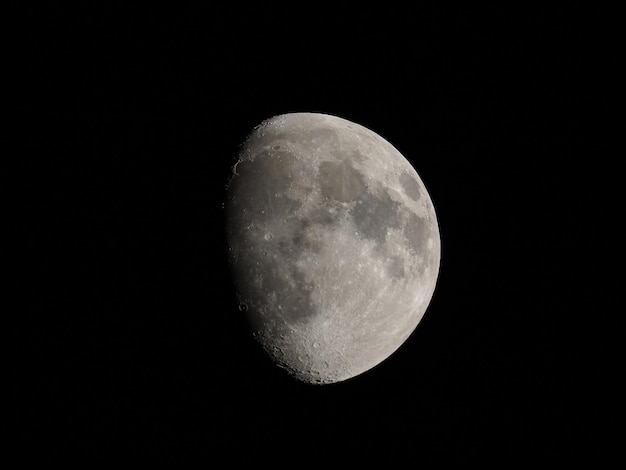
top-left (226, 112), bottom-right (440, 384)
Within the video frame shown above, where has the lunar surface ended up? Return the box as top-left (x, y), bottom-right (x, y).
top-left (225, 112), bottom-right (440, 384)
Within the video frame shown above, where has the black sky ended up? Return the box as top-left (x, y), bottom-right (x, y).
top-left (15, 4), bottom-right (618, 465)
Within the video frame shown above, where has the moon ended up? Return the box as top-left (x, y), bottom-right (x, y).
top-left (225, 112), bottom-right (440, 384)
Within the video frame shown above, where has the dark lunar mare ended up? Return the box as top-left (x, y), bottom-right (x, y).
top-left (351, 189), bottom-right (401, 245)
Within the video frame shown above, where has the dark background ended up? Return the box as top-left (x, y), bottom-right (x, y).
top-left (15, 4), bottom-right (618, 465)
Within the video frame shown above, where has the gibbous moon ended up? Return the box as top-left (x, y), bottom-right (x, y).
top-left (225, 112), bottom-right (440, 384)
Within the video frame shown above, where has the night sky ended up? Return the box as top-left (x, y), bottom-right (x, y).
top-left (15, 4), bottom-right (617, 465)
